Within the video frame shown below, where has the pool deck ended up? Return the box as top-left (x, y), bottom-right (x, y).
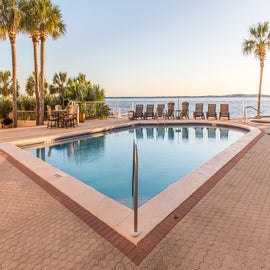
top-left (1, 118), bottom-right (270, 269)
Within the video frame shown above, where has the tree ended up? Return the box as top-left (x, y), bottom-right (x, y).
top-left (25, 73), bottom-right (35, 97)
top-left (49, 71), bottom-right (68, 107)
top-left (19, 0), bottom-right (65, 125)
top-left (67, 73), bottom-right (91, 101)
top-left (38, 0), bottom-right (66, 125)
top-left (0, 0), bottom-right (23, 127)
top-left (91, 84), bottom-right (105, 101)
top-left (0, 70), bottom-right (12, 98)
top-left (0, 98), bottom-right (12, 118)
top-left (26, 72), bottom-right (48, 98)
top-left (19, 0), bottom-right (41, 125)
top-left (243, 21), bottom-right (270, 118)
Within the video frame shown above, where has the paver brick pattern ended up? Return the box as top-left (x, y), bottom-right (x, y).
top-left (0, 158), bottom-right (133, 270)
top-left (1, 129), bottom-right (270, 269)
top-left (140, 134), bottom-right (270, 269)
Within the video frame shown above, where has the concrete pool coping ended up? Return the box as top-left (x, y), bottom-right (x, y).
top-left (0, 120), bottom-right (261, 246)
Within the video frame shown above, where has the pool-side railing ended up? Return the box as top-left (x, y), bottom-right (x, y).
top-left (105, 98), bottom-right (270, 120)
top-left (14, 99), bottom-right (270, 122)
top-left (16, 101), bottom-right (109, 121)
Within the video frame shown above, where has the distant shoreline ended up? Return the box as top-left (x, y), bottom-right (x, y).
top-left (106, 94), bottom-right (267, 99)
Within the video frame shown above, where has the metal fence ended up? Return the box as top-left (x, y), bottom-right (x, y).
top-left (105, 97), bottom-right (270, 120)
top-left (17, 101), bottom-right (109, 121)
top-left (14, 98), bottom-right (270, 121)
top-left (17, 110), bottom-right (36, 121)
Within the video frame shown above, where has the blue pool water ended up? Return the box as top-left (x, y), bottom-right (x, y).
top-left (27, 125), bottom-right (246, 208)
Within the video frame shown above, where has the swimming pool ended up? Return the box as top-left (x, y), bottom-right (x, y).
top-left (27, 125), bottom-right (246, 208)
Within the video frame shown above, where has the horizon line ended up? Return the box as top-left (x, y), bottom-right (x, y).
top-left (106, 93), bottom-right (263, 98)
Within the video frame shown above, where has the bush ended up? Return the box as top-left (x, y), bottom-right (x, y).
top-left (96, 103), bottom-right (110, 119)
top-left (1, 117), bottom-right (13, 126)
top-left (0, 99), bottom-right (12, 118)
top-left (17, 95), bottom-right (36, 110)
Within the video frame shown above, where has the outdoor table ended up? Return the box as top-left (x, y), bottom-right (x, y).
top-left (53, 109), bottom-right (67, 127)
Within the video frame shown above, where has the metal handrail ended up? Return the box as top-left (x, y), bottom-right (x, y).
top-left (244, 105), bottom-right (262, 122)
top-left (131, 139), bottom-right (139, 237)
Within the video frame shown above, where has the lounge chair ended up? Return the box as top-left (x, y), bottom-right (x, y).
top-left (193, 103), bottom-right (205, 119)
top-left (206, 104), bottom-right (217, 119)
top-left (144, 104), bottom-right (155, 119)
top-left (47, 105), bottom-right (59, 128)
top-left (156, 104), bottom-right (165, 118)
top-left (180, 102), bottom-right (189, 119)
top-left (134, 104), bottom-right (144, 119)
top-left (219, 104), bottom-right (230, 120)
top-left (166, 102), bottom-right (175, 119)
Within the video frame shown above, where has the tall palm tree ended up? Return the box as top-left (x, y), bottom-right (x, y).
top-left (38, 0), bottom-right (66, 125)
top-left (243, 21), bottom-right (270, 118)
top-left (19, 0), bottom-right (41, 125)
top-left (49, 72), bottom-right (68, 107)
top-left (0, 0), bottom-right (23, 127)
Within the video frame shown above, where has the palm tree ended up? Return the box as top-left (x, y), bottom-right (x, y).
top-left (67, 77), bottom-right (83, 101)
top-left (49, 72), bottom-right (68, 107)
top-left (38, 0), bottom-right (66, 125)
top-left (0, 0), bottom-right (23, 127)
top-left (19, 0), bottom-right (41, 125)
top-left (19, 0), bottom-right (65, 125)
top-left (67, 73), bottom-right (91, 101)
top-left (92, 84), bottom-right (105, 101)
top-left (0, 70), bottom-right (12, 98)
top-left (25, 73), bottom-right (35, 97)
top-left (26, 72), bottom-right (49, 97)
top-left (243, 21), bottom-right (270, 118)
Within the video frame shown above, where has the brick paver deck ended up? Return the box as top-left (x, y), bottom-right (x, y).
top-left (1, 119), bottom-right (270, 269)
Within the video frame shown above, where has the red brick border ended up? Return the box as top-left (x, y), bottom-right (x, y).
top-left (0, 130), bottom-right (265, 265)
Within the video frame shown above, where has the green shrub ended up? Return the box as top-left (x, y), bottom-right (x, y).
top-left (0, 99), bottom-right (12, 118)
top-left (17, 95), bottom-right (36, 110)
top-left (96, 103), bottom-right (110, 119)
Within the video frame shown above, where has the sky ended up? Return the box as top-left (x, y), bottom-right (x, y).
top-left (1, 0), bottom-right (270, 97)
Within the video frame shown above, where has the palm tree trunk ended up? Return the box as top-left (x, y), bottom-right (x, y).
top-left (33, 38), bottom-right (40, 125)
top-left (39, 36), bottom-right (45, 125)
top-left (9, 34), bottom-right (17, 128)
top-left (257, 60), bottom-right (264, 118)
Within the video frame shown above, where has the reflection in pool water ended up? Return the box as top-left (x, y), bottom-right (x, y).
top-left (28, 126), bottom-right (245, 208)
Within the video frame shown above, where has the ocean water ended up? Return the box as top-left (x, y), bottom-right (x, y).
top-left (105, 96), bottom-right (270, 118)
